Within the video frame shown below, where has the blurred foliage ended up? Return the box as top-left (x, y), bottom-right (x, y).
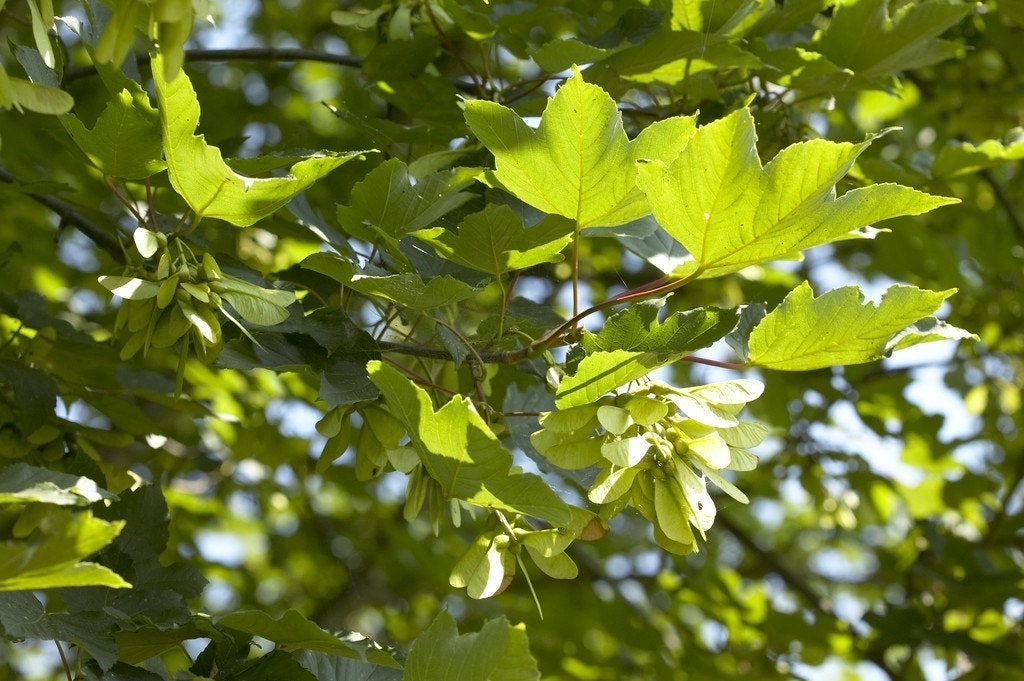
top-left (1, 0), bottom-right (1022, 680)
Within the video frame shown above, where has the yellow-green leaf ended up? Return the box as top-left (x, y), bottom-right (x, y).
top-left (465, 66), bottom-right (696, 228)
top-left (152, 52), bottom-right (370, 226)
top-left (747, 282), bottom-right (964, 370)
top-left (637, 108), bottom-right (958, 279)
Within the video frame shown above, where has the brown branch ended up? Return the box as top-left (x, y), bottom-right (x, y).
top-left (0, 168), bottom-right (126, 264)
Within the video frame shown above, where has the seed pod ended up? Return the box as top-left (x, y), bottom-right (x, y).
top-left (157, 252), bottom-right (171, 280)
top-left (202, 252), bottom-right (223, 281)
top-left (673, 437), bottom-right (689, 456)
top-left (151, 304), bottom-right (190, 348)
top-left (180, 281), bottom-right (211, 303)
top-left (403, 465), bottom-right (428, 522)
top-left (157, 274), bottom-right (180, 309)
top-left (119, 329), bottom-right (148, 360)
top-left (127, 298), bottom-right (157, 333)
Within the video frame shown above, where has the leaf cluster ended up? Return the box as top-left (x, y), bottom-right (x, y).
top-left (2, 0), bottom-right (1021, 679)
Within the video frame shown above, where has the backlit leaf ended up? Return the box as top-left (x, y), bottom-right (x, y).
top-left (152, 53), bottom-right (369, 226)
top-left (465, 66), bottom-right (696, 228)
top-left (0, 510), bottom-right (128, 591)
top-left (60, 87), bottom-right (165, 179)
top-left (747, 282), bottom-right (961, 370)
top-left (636, 108), bottom-right (958, 278)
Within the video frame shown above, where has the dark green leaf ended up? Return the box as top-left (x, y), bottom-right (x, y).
top-left (219, 610), bottom-right (400, 667)
top-left (0, 463), bottom-right (116, 505)
top-left (0, 360), bottom-right (57, 433)
top-left (297, 650), bottom-right (403, 681)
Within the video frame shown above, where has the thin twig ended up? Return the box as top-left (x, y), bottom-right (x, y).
top-left (424, 2), bottom-right (486, 98)
top-left (54, 640), bottom-right (73, 681)
top-left (0, 168), bottom-right (126, 263)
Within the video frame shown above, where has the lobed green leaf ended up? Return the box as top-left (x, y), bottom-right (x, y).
top-left (413, 205), bottom-right (574, 276)
top-left (747, 282), bottom-right (964, 370)
top-left (637, 108), bottom-right (958, 279)
top-left (465, 66), bottom-right (696, 228)
top-left (152, 52), bottom-right (369, 226)
top-left (403, 611), bottom-right (539, 681)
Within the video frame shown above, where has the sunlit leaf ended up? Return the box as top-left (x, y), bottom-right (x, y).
top-left (465, 66), bottom-right (696, 228)
top-left (450, 532), bottom-right (509, 600)
top-left (1, 73), bottom-right (73, 114)
top-left (747, 282), bottom-right (963, 370)
top-left (636, 108), bottom-right (958, 278)
top-left (0, 510), bottom-right (129, 590)
top-left (152, 52), bottom-right (369, 226)
top-left (930, 134), bottom-right (1024, 178)
top-left (368, 361), bottom-right (571, 525)
top-left (0, 464), bottom-right (116, 505)
top-left (60, 87), bottom-right (165, 179)
top-left (99, 276), bottom-right (161, 300)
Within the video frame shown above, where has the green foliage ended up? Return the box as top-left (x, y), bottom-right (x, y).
top-left (2, 0), bottom-right (1021, 679)
top-left (745, 282), bottom-right (974, 370)
top-left (464, 66), bottom-right (697, 228)
top-left (153, 53), bottom-right (369, 227)
top-left (636, 108), bottom-right (958, 279)
top-left (369, 360), bottom-right (571, 526)
top-left (59, 77), bottom-right (165, 180)
top-left (403, 611), bottom-right (538, 681)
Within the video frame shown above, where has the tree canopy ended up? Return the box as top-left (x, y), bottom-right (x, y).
top-left (1, 1), bottom-right (1022, 680)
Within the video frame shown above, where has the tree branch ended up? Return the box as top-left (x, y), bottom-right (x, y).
top-left (63, 47), bottom-right (363, 82)
top-left (0, 168), bottom-right (126, 264)
top-left (376, 340), bottom-right (528, 365)
top-left (982, 446), bottom-right (1024, 547)
top-left (716, 510), bottom-right (899, 679)
top-left (979, 167), bottom-right (1024, 239)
